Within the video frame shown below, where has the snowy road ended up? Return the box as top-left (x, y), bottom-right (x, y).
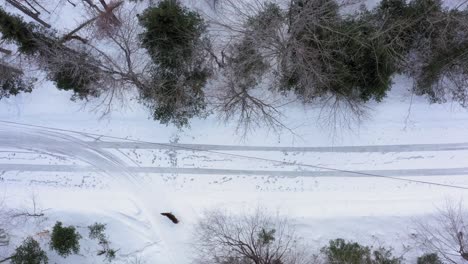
top-left (1, 164), bottom-right (468, 177)
top-left (93, 141), bottom-right (468, 152)
top-left (1, 123), bottom-right (468, 179)
top-left (2, 107), bottom-right (468, 263)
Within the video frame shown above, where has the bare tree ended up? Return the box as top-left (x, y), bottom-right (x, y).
top-left (212, 36), bottom-right (292, 137)
top-left (206, 0), bottom-right (294, 136)
top-left (28, 4), bottom-right (151, 114)
top-left (316, 94), bottom-right (370, 138)
top-left (82, 6), bottom-right (154, 115)
top-left (193, 208), bottom-right (314, 264)
top-left (60, 1), bottom-right (123, 44)
top-left (0, 193), bottom-right (47, 263)
top-left (0, 194), bottom-right (47, 225)
top-left (413, 200), bottom-right (468, 264)
top-left (206, 0), bottom-right (373, 136)
top-left (77, 0), bottom-right (123, 39)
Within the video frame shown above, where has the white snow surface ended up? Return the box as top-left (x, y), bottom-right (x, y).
top-left (1, 0), bottom-right (468, 263)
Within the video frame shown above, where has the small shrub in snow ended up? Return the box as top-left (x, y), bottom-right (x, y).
top-left (50, 221), bottom-right (81, 257)
top-left (11, 237), bottom-right (48, 264)
top-left (321, 238), bottom-right (401, 264)
top-left (417, 253), bottom-right (444, 264)
top-left (88, 222), bottom-right (107, 241)
top-left (88, 222), bottom-right (117, 262)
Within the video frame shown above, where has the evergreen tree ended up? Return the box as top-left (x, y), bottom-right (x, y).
top-left (139, 0), bottom-right (210, 127)
top-left (0, 65), bottom-right (34, 99)
top-left (283, 0), bottom-right (396, 103)
top-left (0, 7), bottom-right (102, 99)
top-left (10, 237), bottom-right (48, 264)
top-left (50, 221), bottom-right (81, 257)
top-left (321, 239), bottom-right (401, 264)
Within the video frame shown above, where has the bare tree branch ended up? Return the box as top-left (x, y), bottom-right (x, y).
top-left (60, 1), bottom-right (123, 43)
top-left (5, 0), bottom-right (51, 28)
top-left (413, 200), bottom-right (468, 264)
top-left (194, 208), bottom-right (313, 264)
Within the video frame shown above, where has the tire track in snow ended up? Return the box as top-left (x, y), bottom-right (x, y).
top-left (0, 126), bottom-right (185, 264)
top-left (92, 141), bottom-right (468, 153)
top-left (1, 164), bottom-right (468, 177)
top-left (0, 127), bottom-right (136, 180)
top-left (3, 120), bottom-right (468, 153)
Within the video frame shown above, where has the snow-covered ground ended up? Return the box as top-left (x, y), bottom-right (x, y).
top-left (1, 77), bottom-right (468, 263)
top-left (2, 0), bottom-right (468, 263)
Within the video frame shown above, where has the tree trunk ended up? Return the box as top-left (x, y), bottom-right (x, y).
top-left (5, 0), bottom-right (51, 28)
top-left (0, 256), bottom-right (13, 263)
top-left (0, 62), bottom-right (23, 75)
top-left (0, 47), bottom-right (12, 55)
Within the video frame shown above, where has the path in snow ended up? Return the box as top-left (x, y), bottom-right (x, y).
top-left (0, 124), bottom-right (191, 264)
top-left (94, 141), bottom-right (468, 152)
top-left (0, 123), bottom-right (468, 178)
top-left (1, 164), bottom-right (468, 177)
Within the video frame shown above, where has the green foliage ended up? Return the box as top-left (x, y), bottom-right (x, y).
top-left (52, 57), bottom-right (101, 100)
top-left (106, 249), bottom-right (116, 261)
top-left (417, 253), bottom-right (444, 264)
top-left (372, 0), bottom-right (468, 107)
top-left (330, 16), bottom-right (394, 102)
top-left (411, 9), bottom-right (468, 106)
top-left (143, 69), bottom-right (208, 128)
top-left (322, 238), bottom-right (372, 264)
top-left (0, 68), bottom-right (34, 99)
top-left (98, 248), bottom-right (116, 262)
top-left (88, 222), bottom-right (107, 241)
top-left (0, 77), bottom-right (33, 98)
top-left (11, 237), bottom-right (48, 264)
top-left (283, 2), bottom-right (395, 103)
top-left (225, 37), bottom-right (269, 89)
top-left (322, 239), bottom-right (401, 264)
top-left (139, 0), bottom-right (210, 127)
top-left (0, 8), bottom-right (45, 55)
top-left (372, 247), bottom-right (401, 264)
top-left (373, 0), bottom-right (443, 62)
top-left (282, 0), bottom-right (468, 106)
top-left (88, 223), bottom-right (117, 262)
top-left (139, 0), bottom-right (206, 69)
top-left (50, 221), bottom-right (81, 257)
top-left (246, 2), bottom-right (284, 37)
top-left (0, 7), bottom-right (101, 100)
top-left (258, 228), bottom-right (276, 245)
